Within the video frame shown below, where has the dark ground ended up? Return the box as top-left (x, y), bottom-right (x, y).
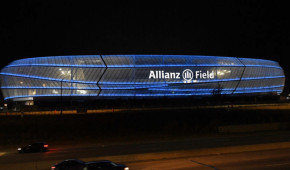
top-left (1, 107), bottom-right (290, 146)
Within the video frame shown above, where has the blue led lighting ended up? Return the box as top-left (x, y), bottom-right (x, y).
top-left (148, 85), bottom-right (284, 92)
top-left (241, 76), bottom-right (285, 80)
top-left (0, 55), bottom-right (285, 100)
top-left (0, 73), bottom-right (97, 84)
top-left (4, 94), bottom-right (100, 100)
top-left (4, 89), bottom-right (283, 100)
top-left (0, 86), bottom-right (99, 90)
top-left (6, 64), bottom-right (106, 68)
top-left (1, 85), bottom-right (283, 91)
top-left (234, 90), bottom-right (283, 94)
top-left (0, 72), bottom-right (283, 84)
top-left (5, 63), bottom-right (283, 69)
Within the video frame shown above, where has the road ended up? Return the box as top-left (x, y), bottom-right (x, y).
top-left (128, 148), bottom-right (290, 170)
top-left (1, 131), bottom-right (290, 169)
top-left (2, 144), bottom-right (290, 170)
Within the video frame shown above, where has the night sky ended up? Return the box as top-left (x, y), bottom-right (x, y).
top-left (1, 1), bottom-right (289, 94)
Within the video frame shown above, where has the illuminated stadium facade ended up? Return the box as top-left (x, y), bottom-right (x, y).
top-left (0, 55), bottom-right (285, 101)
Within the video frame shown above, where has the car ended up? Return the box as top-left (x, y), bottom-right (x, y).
top-left (51, 159), bottom-right (86, 170)
top-left (84, 160), bottom-right (129, 170)
top-left (18, 142), bottom-right (48, 153)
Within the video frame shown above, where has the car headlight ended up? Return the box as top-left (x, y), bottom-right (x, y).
top-left (124, 167), bottom-right (129, 170)
top-left (17, 148), bottom-right (22, 151)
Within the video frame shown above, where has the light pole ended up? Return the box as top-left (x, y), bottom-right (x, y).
top-left (60, 79), bottom-right (63, 116)
top-left (60, 67), bottom-right (76, 115)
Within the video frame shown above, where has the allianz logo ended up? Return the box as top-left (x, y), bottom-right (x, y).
top-left (149, 69), bottom-right (215, 81)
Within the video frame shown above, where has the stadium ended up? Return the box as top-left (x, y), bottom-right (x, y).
top-left (0, 55), bottom-right (285, 103)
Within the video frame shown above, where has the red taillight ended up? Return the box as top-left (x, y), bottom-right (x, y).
top-left (44, 144), bottom-right (48, 148)
top-left (51, 166), bottom-right (55, 170)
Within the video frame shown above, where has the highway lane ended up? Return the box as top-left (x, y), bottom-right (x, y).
top-left (2, 130), bottom-right (290, 163)
top-left (128, 148), bottom-right (290, 170)
top-left (8, 131), bottom-right (290, 158)
top-left (1, 131), bottom-right (290, 169)
top-left (2, 146), bottom-right (290, 170)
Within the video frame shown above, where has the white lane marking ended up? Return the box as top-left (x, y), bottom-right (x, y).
top-left (265, 162), bottom-right (290, 167)
top-left (191, 160), bottom-right (218, 170)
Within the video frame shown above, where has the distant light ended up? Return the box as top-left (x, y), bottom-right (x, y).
top-left (77, 90), bottom-right (87, 94)
top-left (52, 90), bottom-right (58, 94)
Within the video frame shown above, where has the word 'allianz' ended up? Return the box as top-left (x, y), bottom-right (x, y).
top-left (149, 70), bottom-right (215, 80)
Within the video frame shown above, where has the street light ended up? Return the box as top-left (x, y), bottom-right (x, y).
top-left (60, 66), bottom-right (77, 115)
top-left (60, 79), bottom-right (63, 115)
